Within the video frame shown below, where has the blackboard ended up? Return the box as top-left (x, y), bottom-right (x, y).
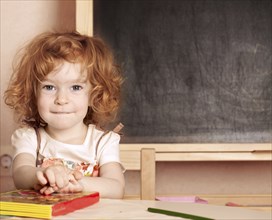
top-left (94, 0), bottom-right (271, 143)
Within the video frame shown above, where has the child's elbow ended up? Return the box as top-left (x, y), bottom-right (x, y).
top-left (118, 184), bottom-right (125, 199)
top-left (112, 181), bottom-right (125, 199)
top-left (108, 180), bottom-right (125, 199)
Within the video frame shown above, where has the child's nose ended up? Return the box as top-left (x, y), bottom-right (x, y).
top-left (54, 90), bottom-right (68, 105)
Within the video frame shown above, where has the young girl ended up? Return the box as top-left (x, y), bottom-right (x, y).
top-left (4, 31), bottom-right (125, 199)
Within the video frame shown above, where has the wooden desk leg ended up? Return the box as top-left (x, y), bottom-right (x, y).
top-left (141, 148), bottom-right (156, 200)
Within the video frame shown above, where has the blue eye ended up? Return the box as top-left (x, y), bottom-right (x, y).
top-left (42, 85), bottom-right (55, 91)
top-left (72, 85), bottom-right (83, 91)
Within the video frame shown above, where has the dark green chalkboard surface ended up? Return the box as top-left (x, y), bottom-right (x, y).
top-left (94, 0), bottom-right (271, 143)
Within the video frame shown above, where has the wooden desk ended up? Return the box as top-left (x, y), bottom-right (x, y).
top-left (54, 199), bottom-right (272, 220)
top-left (3, 199), bottom-right (271, 219)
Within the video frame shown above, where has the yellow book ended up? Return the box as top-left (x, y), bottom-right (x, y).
top-left (0, 190), bottom-right (99, 219)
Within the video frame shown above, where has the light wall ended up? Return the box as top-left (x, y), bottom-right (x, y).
top-left (1, 0), bottom-right (75, 149)
top-left (125, 161), bottom-right (272, 196)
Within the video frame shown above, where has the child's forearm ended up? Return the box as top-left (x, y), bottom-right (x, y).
top-left (79, 176), bottom-right (125, 199)
top-left (13, 165), bottom-right (42, 190)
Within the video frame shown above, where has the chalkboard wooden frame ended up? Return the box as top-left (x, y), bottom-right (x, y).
top-left (77, 1), bottom-right (271, 148)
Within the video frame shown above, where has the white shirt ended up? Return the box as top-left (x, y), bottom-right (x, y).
top-left (12, 124), bottom-right (123, 175)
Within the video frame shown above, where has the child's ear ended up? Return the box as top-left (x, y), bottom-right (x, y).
top-left (88, 101), bottom-right (92, 107)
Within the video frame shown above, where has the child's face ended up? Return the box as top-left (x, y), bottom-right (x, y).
top-left (37, 61), bottom-right (91, 131)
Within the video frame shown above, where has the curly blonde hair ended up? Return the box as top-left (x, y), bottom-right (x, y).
top-left (4, 31), bottom-right (123, 128)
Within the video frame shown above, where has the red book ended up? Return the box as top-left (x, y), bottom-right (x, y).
top-left (0, 189), bottom-right (99, 219)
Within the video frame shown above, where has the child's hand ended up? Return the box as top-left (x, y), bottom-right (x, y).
top-left (57, 172), bottom-right (83, 194)
top-left (39, 171), bottom-right (83, 195)
top-left (36, 165), bottom-right (71, 189)
top-left (36, 165), bottom-right (83, 194)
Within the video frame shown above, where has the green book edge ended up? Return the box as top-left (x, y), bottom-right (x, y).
top-left (147, 207), bottom-right (215, 220)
